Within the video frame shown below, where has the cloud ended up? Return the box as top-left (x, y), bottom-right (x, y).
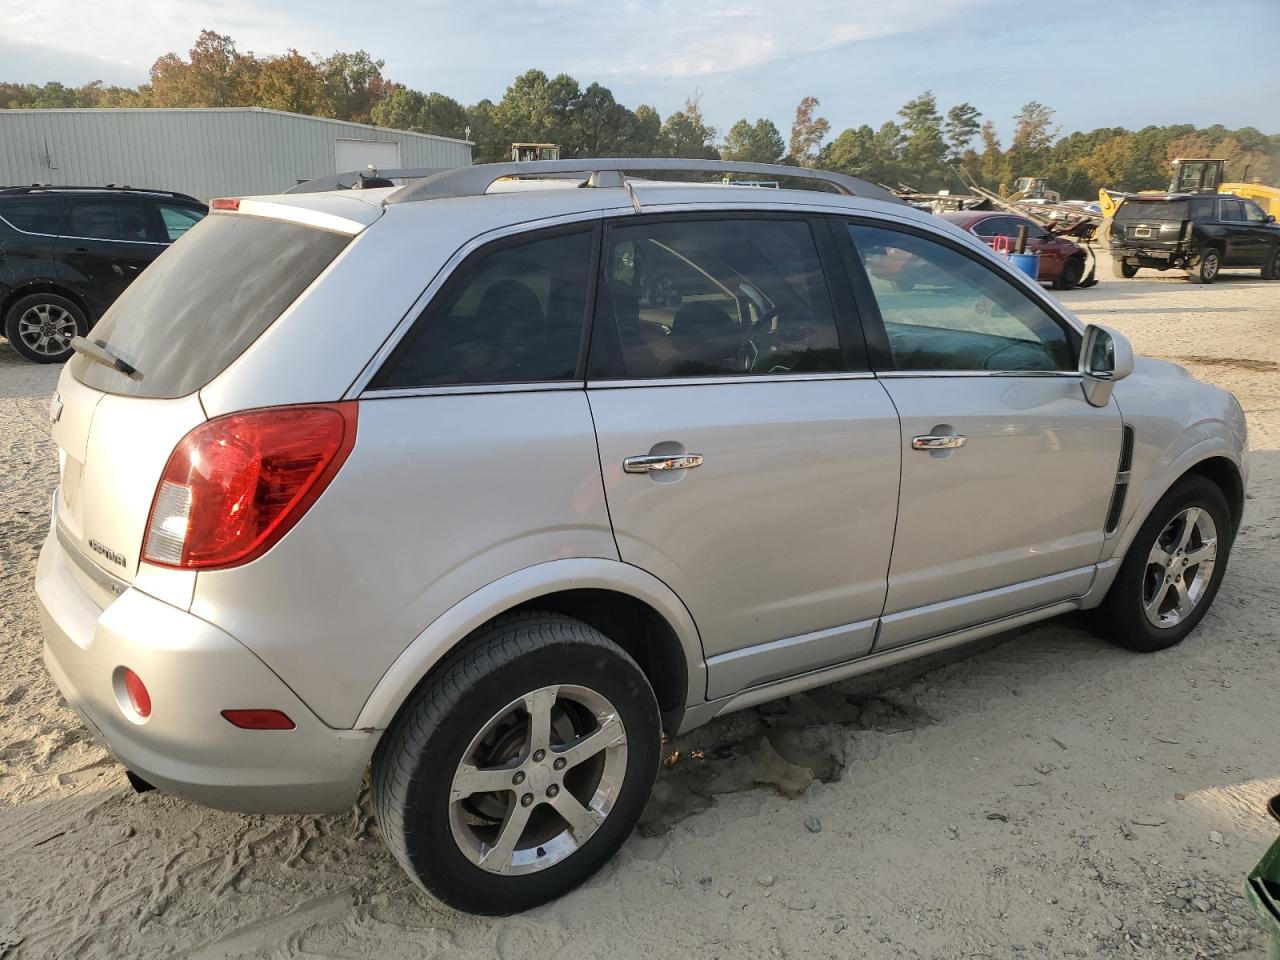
top-left (561, 0), bottom-right (987, 79)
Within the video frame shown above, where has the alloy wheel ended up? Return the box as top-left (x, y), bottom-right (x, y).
top-left (448, 684), bottom-right (628, 876)
top-left (1201, 252), bottom-right (1220, 281)
top-left (16, 302), bottom-right (78, 357)
top-left (1142, 507), bottom-right (1218, 628)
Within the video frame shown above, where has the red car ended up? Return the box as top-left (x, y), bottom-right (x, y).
top-left (940, 211), bottom-right (1087, 290)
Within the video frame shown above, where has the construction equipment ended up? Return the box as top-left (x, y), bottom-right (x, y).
top-left (510, 142), bottom-right (560, 162)
top-left (1010, 176), bottom-right (1061, 203)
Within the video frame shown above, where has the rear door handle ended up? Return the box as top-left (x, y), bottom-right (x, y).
top-left (912, 434), bottom-right (967, 450)
top-left (623, 453), bottom-right (703, 473)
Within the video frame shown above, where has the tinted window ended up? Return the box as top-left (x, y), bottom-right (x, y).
top-left (1190, 198), bottom-right (1217, 220)
top-left (374, 229), bottom-right (592, 389)
top-left (588, 218), bottom-right (840, 379)
top-left (1242, 200), bottom-right (1267, 224)
top-left (67, 201), bottom-right (150, 241)
top-left (0, 197), bottom-right (64, 233)
top-left (158, 204), bottom-right (205, 241)
top-left (848, 223), bottom-right (1073, 372)
top-left (970, 217), bottom-right (1008, 237)
top-left (1115, 201), bottom-right (1188, 221)
top-left (1219, 200), bottom-right (1243, 222)
top-left (70, 215), bottom-right (349, 398)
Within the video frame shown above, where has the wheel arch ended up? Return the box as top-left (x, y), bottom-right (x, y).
top-left (1112, 444), bottom-right (1246, 562)
top-left (1, 282), bottom-right (93, 326)
top-left (353, 558), bottom-right (706, 734)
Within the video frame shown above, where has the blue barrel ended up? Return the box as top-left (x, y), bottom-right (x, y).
top-left (1008, 252), bottom-right (1040, 280)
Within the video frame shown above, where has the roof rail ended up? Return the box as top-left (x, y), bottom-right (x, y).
top-left (384, 159), bottom-right (904, 206)
top-left (284, 168), bottom-right (450, 194)
top-left (0, 184), bottom-right (201, 203)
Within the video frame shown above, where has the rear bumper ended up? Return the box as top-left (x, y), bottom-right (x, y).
top-left (1110, 242), bottom-right (1194, 267)
top-left (35, 526), bottom-right (378, 813)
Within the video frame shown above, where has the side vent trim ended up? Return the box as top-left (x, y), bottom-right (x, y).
top-left (1105, 424), bottom-right (1135, 536)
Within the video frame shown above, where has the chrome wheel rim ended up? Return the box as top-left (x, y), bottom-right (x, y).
top-left (1143, 507), bottom-right (1218, 628)
top-left (16, 302), bottom-right (78, 357)
top-left (448, 684), bottom-right (628, 876)
top-left (1201, 253), bottom-right (1219, 280)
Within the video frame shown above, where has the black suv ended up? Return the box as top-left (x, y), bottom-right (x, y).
top-left (0, 186), bottom-right (207, 362)
top-left (1110, 193), bottom-right (1280, 284)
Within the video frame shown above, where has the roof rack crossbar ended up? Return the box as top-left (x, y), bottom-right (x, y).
top-left (284, 168), bottom-right (451, 194)
top-left (384, 159), bottom-right (903, 206)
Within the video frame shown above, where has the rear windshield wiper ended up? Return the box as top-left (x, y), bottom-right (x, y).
top-left (70, 337), bottom-right (143, 381)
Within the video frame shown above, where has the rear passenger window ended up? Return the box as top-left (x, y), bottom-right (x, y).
top-left (68, 201), bottom-right (150, 241)
top-left (0, 197), bottom-right (63, 234)
top-left (373, 229), bottom-right (593, 389)
top-left (588, 218), bottom-right (841, 379)
top-left (848, 223), bottom-right (1073, 372)
top-left (1219, 200), bottom-right (1243, 223)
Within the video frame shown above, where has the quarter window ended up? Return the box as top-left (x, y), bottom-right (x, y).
top-left (67, 201), bottom-right (150, 241)
top-left (847, 223), bottom-right (1073, 372)
top-left (373, 229), bottom-right (593, 389)
top-left (588, 218), bottom-right (841, 379)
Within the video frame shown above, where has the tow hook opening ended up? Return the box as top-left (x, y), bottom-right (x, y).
top-left (125, 770), bottom-right (155, 794)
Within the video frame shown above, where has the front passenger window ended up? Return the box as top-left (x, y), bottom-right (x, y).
top-left (847, 223), bottom-right (1073, 373)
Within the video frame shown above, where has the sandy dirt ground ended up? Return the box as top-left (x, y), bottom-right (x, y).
top-left (1, 262), bottom-right (1277, 959)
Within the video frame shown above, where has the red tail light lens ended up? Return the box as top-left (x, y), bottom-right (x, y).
top-left (142, 403), bottom-right (357, 570)
top-left (221, 709), bottom-right (296, 730)
top-left (211, 197), bottom-right (241, 211)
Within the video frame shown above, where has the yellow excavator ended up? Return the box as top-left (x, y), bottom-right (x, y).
top-left (1100, 158), bottom-right (1280, 219)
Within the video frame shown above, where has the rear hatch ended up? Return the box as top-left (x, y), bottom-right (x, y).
top-left (1113, 196), bottom-right (1209, 249)
top-left (51, 203), bottom-right (359, 605)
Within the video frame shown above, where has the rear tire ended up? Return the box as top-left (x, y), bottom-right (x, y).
top-left (1091, 476), bottom-right (1233, 653)
top-left (3, 292), bottom-right (87, 363)
top-left (1262, 247), bottom-right (1280, 280)
top-left (1112, 258), bottom-right (1138, 279)
top-left (1187, 248), bottom-right (1220, 284)
top-left (1054, 256), bottom-right (1085, 290)
top-left (372, 611), bottom-right (661, 915)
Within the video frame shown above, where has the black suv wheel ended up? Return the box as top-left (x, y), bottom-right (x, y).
top-left (1263, 246), bottom-right (1280, 281)
top-left (1112, 257), bottom-right (1138, 279)
top-left (1187, 248), bottom-right (1221, 284)
top-left (4, 293), bottom-right (87, 363)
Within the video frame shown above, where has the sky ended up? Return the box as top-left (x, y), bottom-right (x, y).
top-left (3, 0), bottom-right (1277, 141)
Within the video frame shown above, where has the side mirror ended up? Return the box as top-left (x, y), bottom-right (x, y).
top-left (1079, 324), bottom-right (1134, 407)
top-left (1267, 214), bottom-right (1276, 224)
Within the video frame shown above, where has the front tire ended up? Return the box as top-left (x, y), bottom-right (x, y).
top-left (1054, 256), bottom-right (1085, 290)
top-left (1092, 476), bottom-right (1233, 653)
top-left (1187, 248), bottom-right (1221, 284)
top-left (3, 292), bottom-right (88, 363)
top-left (372, 612), bottom-right (661, 915)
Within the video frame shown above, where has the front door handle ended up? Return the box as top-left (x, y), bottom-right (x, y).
top-left (623, 453), bottom-right (703, 473)
top-left (912, 434), bottom-right (967, 451)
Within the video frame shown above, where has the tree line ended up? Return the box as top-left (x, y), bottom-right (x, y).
top-left (4, 30), bottom-right (1276, 198)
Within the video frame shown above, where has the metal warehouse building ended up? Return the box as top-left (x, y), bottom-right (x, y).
top-left (0, 107), bottom-right (473, 201)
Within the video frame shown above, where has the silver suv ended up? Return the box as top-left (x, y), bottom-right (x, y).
top-left (36, 159), bottom-right (1248, 915)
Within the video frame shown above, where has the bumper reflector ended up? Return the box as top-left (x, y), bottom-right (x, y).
top-left (221, 709), bottom-right (296, 730)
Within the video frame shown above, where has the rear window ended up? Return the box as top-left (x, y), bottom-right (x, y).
top-left (1115, 200), bottom-right (1188, 221)
top-left (70, 214), bottom-right (350, 399)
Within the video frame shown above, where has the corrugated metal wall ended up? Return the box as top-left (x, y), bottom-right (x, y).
top-left (0, 108), bottom-right (472, 201)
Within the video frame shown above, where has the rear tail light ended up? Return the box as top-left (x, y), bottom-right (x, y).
top-left (142, 403), bottom-right (357, 570)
